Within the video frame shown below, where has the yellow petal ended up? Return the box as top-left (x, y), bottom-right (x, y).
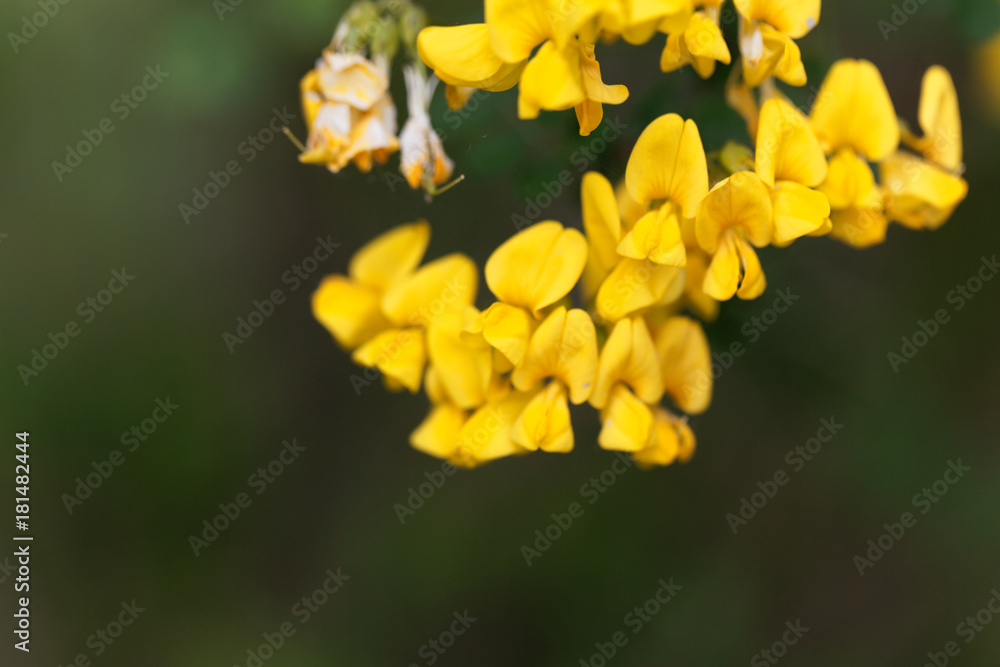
top-left (880, 151), bottom-right (968, 230)
top-left (427, 307), bottom-right (493, 409)
top-left (349, 220), bottom-right (430, 292)
top-left (511, 381), bottom-right (574, 453)
top-left (817, 148), bottom-right (880, 210)
top-left (512, 307), bottom-right (598, 404)
top-left (915, 65), bottom-right (962, 171)
top-left (685, 12), bottom-right (731, 64)
top-left (734, 0), bottom-right (820, 38)
top-left (485, 0), bottom-right (551, 63)
top-left (485, 221), bottom-right (588, 315)
top-left (695, 171), bottom-right (773, 252)
top-left (454, 390), bottom-right (536, 467)
top-left (625, 114), bottom-right (709, 218)
top-left (598, 384), bottom-right (655, 452)
top-left (735, 234), bottom-right (766, 299)
top-left (411, 403), bottom-right (469, 461)
top-left (742, 24), bottom-right (805, 87)
top-left (770, 181), bottom-right (831, 245)
top-left (579, 43), bottom-right (629, 104)
top-left (616, 178), bottom-right (651, 232)
top-left (590, 316), bottom-right (664, 408)
top-left (582, 171), bottom-right (623, 275)
top-left (682, 249), bottom-right (720, 321)
top-left (771, 27), bottom-right (806, 86)
top-left (517, 40), bottom-right (586, 118)
top-left (828, 207), bottom-right (888, 248)
top-left (596, 259), bottom-right (685, 322)
top-left (417, 24), bottom-right (526, 91)
top-left (471, 302), bottom-right (537, 367)
top-left (424, 365), bottom-right (449, 404)
top-left (660, 33), bottom-right (691, 74)
top-left (702, 231), bottom-right (740, 301)
top-left (810, 59), bottom-right (900, 162)
top-left (655, 316), bottom-right (712, 414)
top-left (616, 204), bottom-right (686, 266)
top-left (633, 408), bottom-right (697, 467)
top-left (445, 85), bottom-right (476, 111)
top-left (703, 231), bottom-right (767, 300)
top-left (352, 328), bottom-right (426, 393)
top-left (381, 254), bottom-right (478, 328)
top-left (312, 274), bottom-right (391, 350)
top-left (300, 70), bottom-right (322, 129)
top-left (575, 99), bottom-right (603, 137)
top-left (755, 98), bottom-right (827, 188)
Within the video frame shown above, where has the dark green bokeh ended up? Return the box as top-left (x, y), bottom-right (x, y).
top-left (1, 0), bottom-right (999, 665)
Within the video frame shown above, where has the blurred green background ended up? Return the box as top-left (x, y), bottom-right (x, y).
top-left (2, 0), bottom-right (999, 664)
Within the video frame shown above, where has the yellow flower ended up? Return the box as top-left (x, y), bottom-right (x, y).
top-left (632, 407), bottom-right (696, 467)
top-left (411, 388), bottom-right (536, 468)
top-left (734, 0), bottom-right (818, 87)
top-left (660, 8), bottom-right (731, 79)
top-left (399, 65), bottom-right (454, 191)
top-left (809, 59), bottom-right (899, 163)
top-left (817, 148), bottom-right (887, 248)
top-left (426, 306), bottom-right (493, 409)
top-left (485, 221), bottom-right (588, 317)
top-left (695, 170), bottom-right (773, 300)
top-left (622, 113), bottom-right (709, 265)
top-left (653, 315), bottom-right (711, 414)
top-left (313, 220), bottom-right (479, 393)
top-left (508, 306), bottom-right (599, 452)
top-left (417, 1), bottom-right (628, 135)
top-left (581, 171), bottom-right (623, 301)
top-left (578, 171), bottom-right (685, 324)
top-left (882, 66), bottom-right (967, 230)
top-left (590, 317), bottom-right (664, 452)
top-left (880, 151), bottom-right (967, 231)
top-left (313, 221), bottom-right (429, 349)
top-left (417, 24), bottom-right (526, 92)
top-left (754, 97), bottom-right (831, 246)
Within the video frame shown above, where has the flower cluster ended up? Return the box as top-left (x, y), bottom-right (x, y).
top-left (417, 0), bottom-right (821, 136)
top-left (295, 0), bottom-right (457, 194)
top-left (312, 201), bottom-right (708, 469)
top-left (306, 1), bottom-right (968, 470)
